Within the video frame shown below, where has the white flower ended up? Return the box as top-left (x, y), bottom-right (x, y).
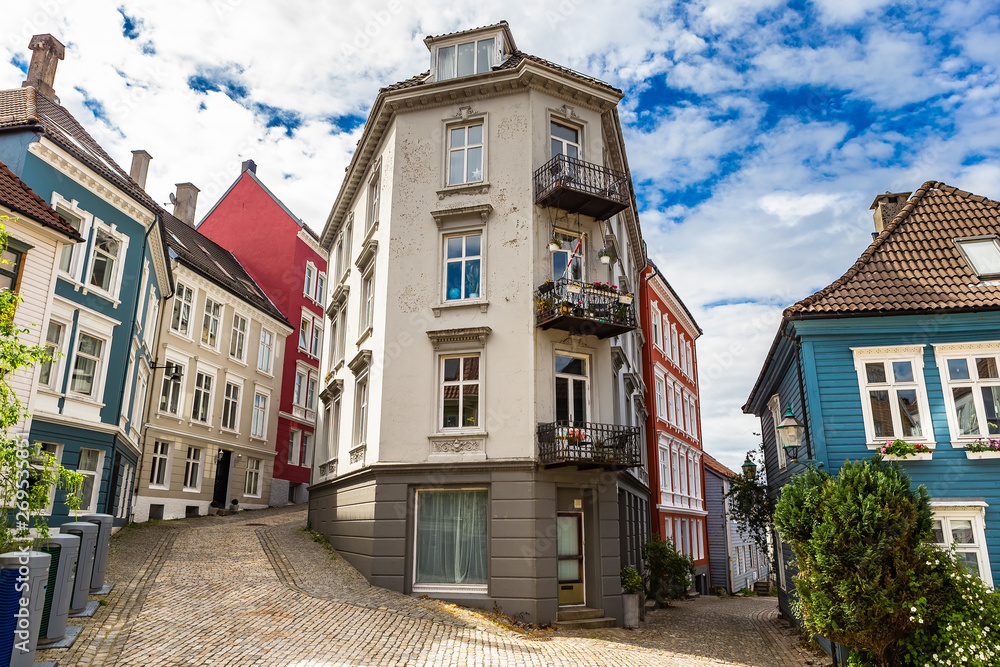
top-left (911, 606), bottom-right (917, 612)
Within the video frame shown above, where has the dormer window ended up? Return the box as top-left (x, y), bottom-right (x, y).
top-left (437, 38), bottom-right (495, 81)
top-left (956, 236), bottom-right (1000, 280)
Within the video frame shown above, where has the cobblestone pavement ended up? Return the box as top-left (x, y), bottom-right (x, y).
top-left (39, 505), bottom-right (826, 666)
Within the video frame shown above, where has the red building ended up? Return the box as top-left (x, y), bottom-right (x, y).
top-left (639, 260), bottom-right (710, 594)
top-left (198, 161), bottom-right (328, 505)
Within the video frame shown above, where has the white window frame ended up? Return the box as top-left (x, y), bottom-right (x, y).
top-left (221, 380), bottom-right (242, 432)
top-left (288, 428), bottom-right (301, 465)
top-left (131, 364), bottom-right (149, 433)
top-left (354, 372), bottom-right (369, 447)
top-left (68, 330), bottom-right (107, 399)
top-left (304, 261), bottom-right (316, 299)
top-left (201, 297), bottom-right (223, 350)
top-left (251, 390), bottom-right (269, 439)
top-left (31, 442), bottom-right (63, 514)
top-left (768, 395), bottom-right (787, 470)
top-left (158, 357), bottom-right (186, 417)
top-left (933, 341), bottom-right (1000, 443)
top-left (257, 328), bottom-right (274, 375)
top-left (365, 168), bottom-right (380, 233)
top-left (334, 302), bottom-right (348, 367)
top-left (190, 369), bottom-right (215, 424)
top-left (310, 318), bottom-right (323, 358)
top-left (85, 222), bottom-right (129, 301)
top-left (550, 119), bottom-right (582, 159)
top-left (359, 265), bottom-right (375, 335)
top-left (183, 446), bottom-right (202, 492)
top-left (651, 304), bottom-right (662, 349)
top-left (411, 487), bottom-right (490, 594)
top-left (438, 353), bottom-right (482, 432)
top-left (230, 312), bottom-right (248, 363)
top-left (442, 231), bottom-right (484, 303)
top-left (143, 289), bottom-right (158, 351)
top-left (170, 282), bottom-right (195, 338)
top-left (670, 324), bottom-right (678, 363)
top-left (244, 457), bottom-right (262, 497)
top-left (39, 319), bottom-right (68, 391)
top-left (654, 374), bottom-right (666, 421)
top-left (446, 121), bottom-right (485, 186)
top-left (51, 194), bottom-right (93, 281)
top-left (435, 36), bottom-right (497, 81)
top-left (316, 272), bottom-right (326, 304)
top-left (300, 432), bottom-right (311, 467)
top-left (929, 501), bottom-right (993, 587)
top-left (852, 345), bottom-right (934, 448)
top-left (76, 447), bottom-right (104, 513)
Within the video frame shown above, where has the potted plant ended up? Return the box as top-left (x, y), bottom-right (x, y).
top-left (598, 249), bottom-right (613, 265)
top-left (877, 438), bottom-right (933, 461)
top-left (548, 237), bottom-right (562, 252)
top-left (566, 281), bottom-right (582, 294)
top-left (620, 565), bottom-right (642, 628)
top-left (964, 438), bottom-right (1000, 459)
top-left (230, 498), bottom-right (240, 512)
top-left (619, 290), bottom-right (634, 305)
top-left (538, 279), bottom-right (555, 294)
top-left (536, 295), bottom-right (555, 312)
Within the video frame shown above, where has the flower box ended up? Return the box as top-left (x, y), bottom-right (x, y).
top-left (965, 450), bottom-right (1000, 459)
top-left (567, 283), bottom-right (582, 294)
top-left (619, 294), bottom-right (633, 305)
top-left (882, 452), bottom-right (933, 461)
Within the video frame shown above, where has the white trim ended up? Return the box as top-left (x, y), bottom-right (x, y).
top-left (768, 395), bottom-right (787, 471)
top-left (411, 487), bottom-right (489, 595)
top-left (928, 503), bottom-right (993, 587)
top-left (933, 341), bottom-right (1000, 443)
top-left (851, 345), bottom-right (934, 447)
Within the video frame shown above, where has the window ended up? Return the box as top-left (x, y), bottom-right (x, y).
top-left (132, 369), bottom-right (148, 430)
top-left (159, 361), bottom-right (185, 415)
top-left (413, 489), bottom-right (488, 591)
top-left (191, 371), bottom-right (213, 423)
top-left (674, 385), bottom-right (682, 427)
top-left (444, 233), bottom-right (482, 301)
top-left (30, 442), bottom-right (62, 513)
top-left (354, 375), bottom-right (369, 446)
top-left (310, 321), bottom-right (323, 357)
top-left (306, 377), bottom-right (317, 411)
top-left (334, 236), bottom-right (345, 282)
top-left (38, 321), bottom-right (65, 389)
top-left (300, 433), bottom-right (310, 467)
top-left (304, 263), bottom-right (315, 297)
top-left (552, 231), bottom-right (584, 282)
top-left (651, 305), bottom-right (662, 348)
top-left (316, 273), bottom-right (326, 303)
top-left (436, 37), bottom-right (494, 80)
top-left (936, 344), bottom-right (1000, 440)
top-left (360, 267), bottom-right (375, 333)
top-left (258, 329), bottom-right (273, 373)
top-left (670, 325), bottom-right (678, 362)
top-left (768, 395), bottom-right (787, 470)
top-left (930, 505), bottom-right (992, 586)
top-left (88, 229), bottom-right (120, 293)
top-left (366, 170), bottom-right (380, 232)
top-left (77, 447), bottom-right (103, 512)
top-left (294, 371), bottom-right (305, 406)
top-left (222, 382), bottom-right (240, 431)
top-left (288, 429), bottom-right (301, 465)
top-left (57, 207), bottom-right (84, 274)
top-left (244, 458), bottom-right (261, 496)
top-left (550, 121), bottom-right (580, 159)
top-left (230, 314), bottom-right (247, 361)
top-left (679, 333), bottom-right (686, 374)
top-left (447, 124), bottom-right (484, 185)
top-left (299, 316), bottom-right (310, 351)
top-left (149, 441), bottom-right (169, 487)
top-left (201, 298), bottom-right (222, 348)
top-left (655, 376), bottom-right (666, 419)
top-left (555, 354), bottom-right (589, 424)
top-left (440, 355), bottom-right (480, 429)
top-left (251, 392), bottom-right (268, 438)
top-left (143, 293), bottom-right (159, 350)
top-left (335, 303), bottom-right (348, 365)
top-left (70, 333), bottom-right (103, 396)
top-left (330, 394), bottom-right (342, 453)
top-left (0, 245), bottom-right (24, 291)
top-left (171, 283), bottom-right (194, 335)
top-left (853, 346), bottom-right (931, 444)
top-left (183, 447), bottom-right (201, 490)
top-left (956, 237), bottom-right (1000, 279)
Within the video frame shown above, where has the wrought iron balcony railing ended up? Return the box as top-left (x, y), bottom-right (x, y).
top-left (535, 279), bottom-right (637, 339)
top-left (533, 154), bottom-right (630, 221)
top-left (537, 421), bottom-right (642, 469)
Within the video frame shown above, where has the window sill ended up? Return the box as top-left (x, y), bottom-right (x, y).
top-left (156, 411), bottom-right (184, 422)
top-left (436, 182), bottom-right (490, 200)
top-left (965, 450), bottom-right (1000, 459)
top-left (432, 300), bottom-right (489, 318)
top-left (219, 427), bottom-right (240, 436)
top-left (412, 584), bottom-right (488, 595)
top-left (243, 494), bottom-right (262, 499)
top-left (361, 220), bottom-right (379, 247)
top-left (182, 487), bottom-right (201, 493)
top-left (356, 327), bottom-right (373, 347)
top-left (256, 368), bottom-right (274, 379)
top-left (63, 276), bottom-right (123, 309)
top-left (149, 485), bottom-right (169, 491)
top-left (188, 421), bottom-right (213, 430)
top-left (198, 342), bottom-right (221, 355)
top-left (249, 436), bottom-right (268, 444)
top-left (64, 394), bottom-right (106, 408)
top-left (168, 328), bottom-right (194, 342)
top-left (229, 357), bottom-right (248, 368)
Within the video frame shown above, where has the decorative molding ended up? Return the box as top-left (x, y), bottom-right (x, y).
top-left (349, 445), bottom-right (366, 464)
top-left (320, 378), bottom-right (344, 404)
top-left (347, 349), bottom-right (372, 376)
top-left (851, 344), bottom-right (927, 356)
top-left (318, 458), bottom-right (338, 477)
top-left (432, 300), bottom-right (489, 318)
top-left (426, 326), bottom-right (492, 350)
top-left (610, 345), bottom-right (629, 374)
top-left (431, 203), bottom-right (493, 228)
top-left (329, 283), bottom-right (350, 310)
top-left (428, 436), bottom-right (486, 454)
top-left (931, 341), bottom-right (1000, 354)
top-left (436, 183), bottom-right (491, 200)
top-left (355, 238), bottom-right (377, 271)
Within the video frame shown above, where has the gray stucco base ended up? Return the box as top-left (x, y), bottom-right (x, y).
top-left (270, 479), bottom-right (310, 507)
top-left (308, 461), bottom-right (649, 626)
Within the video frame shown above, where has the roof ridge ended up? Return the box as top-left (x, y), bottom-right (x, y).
top-left (785, 181), bottom-right (937, 316)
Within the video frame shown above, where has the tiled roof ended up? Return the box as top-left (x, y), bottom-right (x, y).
top-left (702, 452), bottom-right (736, 478)
top-left (0, 160), bottom-right (82, 239)
top-left (787, 181), bottom-right (1000, 317)
top-left (162, 213), bottom-right (289, 326)
top-left (424, 21), bottom-right (510, 44)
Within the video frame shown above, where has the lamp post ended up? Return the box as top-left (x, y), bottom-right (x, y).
top-left (778, 404), bottom-right (820, 466)
top-left (741, 455), bottom-right (757, 479)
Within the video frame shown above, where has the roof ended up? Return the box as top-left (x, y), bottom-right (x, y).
top-left (198, 169), bottom-right (318, 240)
top-left (161, 213), bottom-right (289, 326)
top-left (0, 159), bottom-right (82, 239)
top-left (702, 452), bottom-right (736, 478)
top-left (787, 181), bottom-right (1000, 317)
top-left (423, 21), bottom-right (514, 47)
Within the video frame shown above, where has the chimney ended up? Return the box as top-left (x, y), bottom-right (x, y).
top-left (870, 191), bottom-right (912, 234)
top-left (172, 183), bottom-right (200, 226)
top-left (241, 159), bottom-right (257, 174)
top-left (21, 34), bottom-right (65, 100)
top-left (129, 150), bottom-right (152, 189)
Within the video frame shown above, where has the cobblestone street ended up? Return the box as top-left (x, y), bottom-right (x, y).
top-left (39, 506), bottom-right (825, 666)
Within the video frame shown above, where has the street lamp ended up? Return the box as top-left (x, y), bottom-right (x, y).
top-left (778, 404), bottom-right (818, 465)
top-left (741, 455), bottom-right (757, 479)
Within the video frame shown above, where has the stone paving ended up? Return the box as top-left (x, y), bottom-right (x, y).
top-left (38, 505), bottom-right (827, 666)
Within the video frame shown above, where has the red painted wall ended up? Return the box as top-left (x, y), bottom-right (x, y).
top-left (199, 171), bottom-right (327, 485)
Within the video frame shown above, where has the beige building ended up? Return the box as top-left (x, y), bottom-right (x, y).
top-left (133, 198), bottom-right (291, 522)
top-left (311, 23), bottom-right (650, 626)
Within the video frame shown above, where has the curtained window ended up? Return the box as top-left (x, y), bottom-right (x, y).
top-left (414, 489), bottom-right (488, 590)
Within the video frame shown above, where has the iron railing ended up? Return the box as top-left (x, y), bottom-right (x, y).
top-left (533, 155), bottom-right (629, 220)
top-left (535, 278), bottom-right (637, 338)
top-left (537, 420), bottom-right (642, 468)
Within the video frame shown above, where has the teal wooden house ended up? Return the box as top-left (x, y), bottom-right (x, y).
top-left (744, 181), bottom-right (1000, 644)
top-left (0, 35), bottom-right (172, 525)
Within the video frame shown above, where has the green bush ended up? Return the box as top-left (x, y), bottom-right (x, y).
top-left (620, 565), bottom-right (642, 594)
top-left (641, 536), bottom-right (694, 606)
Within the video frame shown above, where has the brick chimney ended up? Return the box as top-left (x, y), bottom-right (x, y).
top-left (172, 183), bottom-right (200, 226)
top-left (21, 34), bottom-right (65, 100)
top-left (130, 150), bottom-right (152, 190)
top-left (870, 191), bottom-right (912, 235)
top-left (241, 159), bottom-right (257, 174)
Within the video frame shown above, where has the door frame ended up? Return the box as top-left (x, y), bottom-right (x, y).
top-left (213, 450), bottom-right (232, 507)
top-left (557, 510), bottom-right (586, 606)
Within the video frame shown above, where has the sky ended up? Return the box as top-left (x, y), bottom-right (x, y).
top-left (3, 0), bottom-right (1000, 473)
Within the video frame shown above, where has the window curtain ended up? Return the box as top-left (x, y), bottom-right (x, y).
top-left (415, 490), bottom-right (488, 586)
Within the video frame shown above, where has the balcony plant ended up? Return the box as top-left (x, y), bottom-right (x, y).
top-left (964, 438), bottom-right (1000, 459)
top-left (538, 279), bottom-right (555, 294)
top-left (598, 248), bottom-right (613, 265)
top-left (535, 295), bottom-right (555, 312)
top-left (618, 290), bottom-right (634, 305)
top-left (548, 237), bottom-right (562, 252)
top-left (557, 299), bottom-right (573, 315)
top-left (566, 281), bottom-right (582, 294)
top-left (877, 439), bottom-right (933, 461)
top-left (620, 565), bottom-right (642, 628)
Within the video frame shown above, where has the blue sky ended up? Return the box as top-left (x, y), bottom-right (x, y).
top-left (3, 0), bottom-right (999, 472)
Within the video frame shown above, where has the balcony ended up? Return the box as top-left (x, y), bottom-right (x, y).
top-left (535, 279), bottom-right (637, 339)
top-left (533, 155), bottom-right (629, 221)
top-left (538, 421), bottom-right (642, 469)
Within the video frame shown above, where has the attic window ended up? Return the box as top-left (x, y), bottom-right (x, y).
top-left (437, 38), bottom-right (495, 81)
top-left (956, 237), bottom-right (1000, 280)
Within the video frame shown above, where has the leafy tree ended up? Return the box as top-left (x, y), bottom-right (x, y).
top-left (774, 456), bottom-right (934, 666)
top-left (724, 445), bottom-right (774, 562)
top-left (0, 218), bottom-right (83, 552)
top-left (641, 536), bottom-right (694, 606)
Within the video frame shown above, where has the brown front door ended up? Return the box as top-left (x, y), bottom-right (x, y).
top-left (558, 512), bottom-right (585, 605)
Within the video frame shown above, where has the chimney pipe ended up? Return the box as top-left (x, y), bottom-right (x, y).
top-left (242, 159), bottom-right (257, 174)
top-left (869, 191), bottom-right (912, 235)
top-left (21, 34), bottom-right (65, 100)
top-left (129, 150), bottom-right (152, 190)
top-left (172, 183), bottom-right (200, 226)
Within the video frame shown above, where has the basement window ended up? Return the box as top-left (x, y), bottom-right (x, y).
top-left (956, 236), bottom-right (1000, 280)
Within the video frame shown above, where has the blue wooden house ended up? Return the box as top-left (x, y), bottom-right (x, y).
top-left (744, 180), bottom-right (1000, 645)
top-left (0, 35), bottom-right (172, 525)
